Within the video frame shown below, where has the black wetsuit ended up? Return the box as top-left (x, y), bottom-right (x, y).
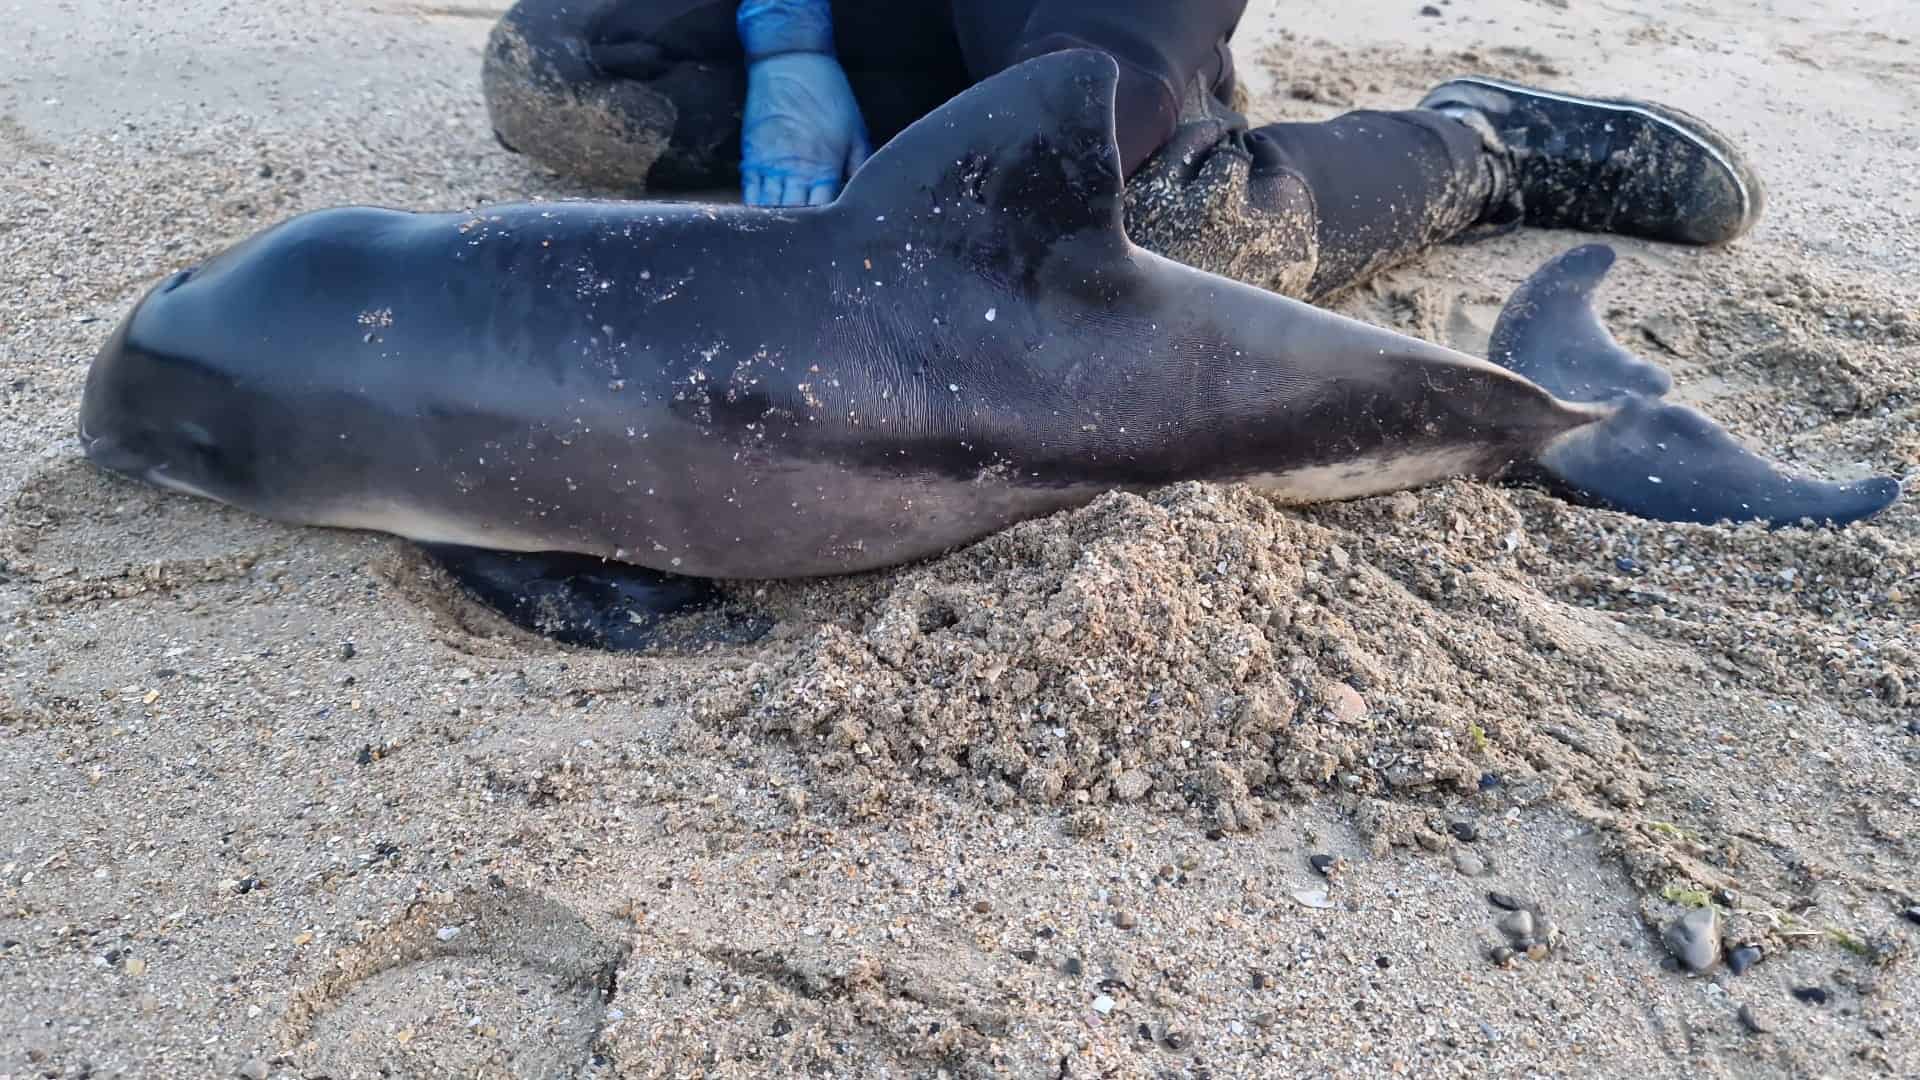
top-left (490, 0), bottom-right (1498, 299)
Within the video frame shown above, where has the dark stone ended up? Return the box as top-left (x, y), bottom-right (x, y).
top-left (1014, 949), bottom-right (1039, 964)
top-left (1164, 1031), bottom-right (1191, 1050)
top-left (1487, 892), bottom-right (1528, 911)
top-left (1477, 772), bottom-right (1503, 790)
top-left (1727, 945), bottom-right (1762, 975)
top-left (1309, 854), bottom-right (1337, 876)
top-left (1419, 4), bottom-right (1442, 14)
top-left (770, 1018), bottom-right (792, 1037)
top-left (1251, 971), bottom-right (1269, 989)
top-left (1791, 986), bottom-right (1829, 1005)
top-left (1448, 821), bottom-right (1478, 842)
top-left (1903, 907), bottom-right (1920, 928)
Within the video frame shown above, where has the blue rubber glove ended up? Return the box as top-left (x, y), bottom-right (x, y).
top-left (736, 0), bottom-right (871, 206)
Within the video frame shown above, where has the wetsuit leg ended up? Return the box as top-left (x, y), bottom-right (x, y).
top-left (1242, 108), bottom-right (1498, 300)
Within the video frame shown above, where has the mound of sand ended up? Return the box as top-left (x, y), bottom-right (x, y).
top-left (693, 473), bottom-right (1916, 921)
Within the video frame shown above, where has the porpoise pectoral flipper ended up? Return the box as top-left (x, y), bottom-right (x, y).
top-left (420, 545), bottom-right (772, 651)
top-left (1489, 245), bottom-right (1903, 526)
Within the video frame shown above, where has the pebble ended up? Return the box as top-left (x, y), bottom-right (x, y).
top-left (1496, 910), bottom-right (1535, 942)
top-left (1290, 888), bottom-right (1337, 910)
top-left (238, 1059), bottom-right (269, 1080)
top-left (1113, 910), bottom-right (1137, 930)
top-left (336, 641), bottom-right (356, 661)
top-left (1903, 907), bottom-right (1920, 928)
top-left (1063, 957), bottom-right (1085, 977)
top-left (1727, 944), bottom-right (1762, 975)
top-left (1251, 971), bottom-right (1270, 989)
top-left (1487, 892), bottom-right (1527, 912)
top-left (1091, 994), bottom-right (1115, 1015)
top-left (1663, 907), bottom-right (1720, 973)
top-left (1309, 854), bottom-right (1338, 876)
top-left (973, 900), bottom-right (991, 914)
top-left (1738, 1004), bottom-right (1771, 1034)
top-left (435, 926), bottom-right (461, 942)
top-left (1452, 851), bottom-right (1487, 877)
top-left (1448, 821), bottom-right (1478, 842)
top-left (1164, 1031), bottom-right (1191, 1050)
top-left (1791, 986), bottom-right (1829, 1005)
top-left (1323, 681), bottom-right (1367, 724)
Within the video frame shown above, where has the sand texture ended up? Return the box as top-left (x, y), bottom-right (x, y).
top-left (3, 1), bottom-right (1918, 1077)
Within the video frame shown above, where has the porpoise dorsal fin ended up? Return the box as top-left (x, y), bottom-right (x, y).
top-left (834, 49), bottom-right (1130, 269)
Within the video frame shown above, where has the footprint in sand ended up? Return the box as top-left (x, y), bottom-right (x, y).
top-left (280, 885), bottom-right (629, 1079)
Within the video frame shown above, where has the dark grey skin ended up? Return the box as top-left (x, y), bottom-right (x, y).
top-left (78, 51), bottom-right (1901, 649)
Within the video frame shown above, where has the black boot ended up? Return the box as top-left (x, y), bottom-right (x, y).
top-left (1418, 77), bottom-right (1764, 247)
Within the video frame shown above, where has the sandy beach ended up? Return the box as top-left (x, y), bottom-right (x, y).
top-left (2, 1), bottom-right (1917, 1077)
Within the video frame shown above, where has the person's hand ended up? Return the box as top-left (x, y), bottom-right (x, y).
top-left (741, 52), bottom-right (870, 206)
